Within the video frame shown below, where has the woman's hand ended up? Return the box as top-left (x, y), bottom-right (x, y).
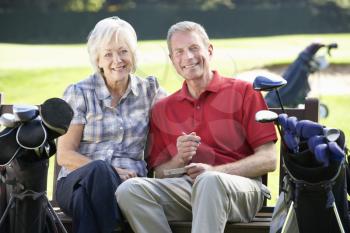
top-left (114, 167), bottom-right (137, 181)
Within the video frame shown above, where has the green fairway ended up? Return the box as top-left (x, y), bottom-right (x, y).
top-left (0, 34), bottom-right (349, 202)
top-left (1, 34), bottom-right (350, 102)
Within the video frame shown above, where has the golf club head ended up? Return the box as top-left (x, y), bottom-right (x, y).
top-left (323, 128), bottom-right (340, 142)
top-left (253, 75), bottom-right (287, 91)
top-left (296, 120), bottom-right (323, 139)
top-left (307, 135), bottom-right (326, 154)
top-left (335, 129), bottom-right (346, 149)
top-left (0, 113), bottom-right (20, 128)
top-left (314, 143), bottom-right (330, 167)
top-left (13, 104), bottom-right (39, 122)
top-left (328, 141), bottom-right (345, 162)
top-left (255, 110), bottom-right (278, 123)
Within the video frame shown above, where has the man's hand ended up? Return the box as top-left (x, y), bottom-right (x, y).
top-left (175, 132), bottom-right (201, 165)
top-left (114, 167), bottom-right (137, 181)
top-left (185, 163), bottom-right (213, 181)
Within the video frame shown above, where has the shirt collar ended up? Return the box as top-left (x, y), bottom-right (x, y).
top-left (129, 75), bottom-right (140, 97)
top-left (177, 70), bottom-right (222, 101)
top-left (94, 73), bottom-right (139, 101)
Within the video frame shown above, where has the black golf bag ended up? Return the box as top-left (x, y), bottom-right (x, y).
top-left (0, 98), bottom-right (73, 233)
top-left (270, 115), bottom-right (350, 233)
top-left (265, 43), bottom-right (337, 117)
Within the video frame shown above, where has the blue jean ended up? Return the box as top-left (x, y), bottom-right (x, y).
top-left (56, 160), bottom-right (122, 233)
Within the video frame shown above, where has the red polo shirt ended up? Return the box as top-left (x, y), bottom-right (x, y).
top-left (148, 71), bottom-right (277, 169)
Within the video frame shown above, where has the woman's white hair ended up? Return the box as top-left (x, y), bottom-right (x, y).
top-left (87, 16), bottom-right (138, 74)
top-left (167, 21), bottom-right (210, 54)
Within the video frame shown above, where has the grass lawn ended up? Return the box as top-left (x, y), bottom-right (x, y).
top-left (0, 34), bottom-right (349, 203)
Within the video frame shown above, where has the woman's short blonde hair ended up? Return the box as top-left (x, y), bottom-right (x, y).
top-left (167, 21), bottom-right (210, 54)
top-left (87, 16), bottom-right (138, 74)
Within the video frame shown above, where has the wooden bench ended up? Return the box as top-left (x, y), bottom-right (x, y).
top-left (0, 93), bottom-right (320, 233)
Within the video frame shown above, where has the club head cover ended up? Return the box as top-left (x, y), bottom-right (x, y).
top-left (314, 143), bottom-right (330, 167)
top-left (0, 127), bottom-right (21, 165)
top-left (13, 104), bottom-right (39, 122)
top-left (40, 98), bottom-right (73, 140)
top-left (307, 135), bottom-right (326, 154)
top-left (16, 117), bottom-right (47, 150)
top-left (283, 131), bottom-right (299, 153)
top-left (287, 116), bottom-right (298, 135)
top-left (278, 113), bottom-right (288, 130)
top-left (328, 141), bottom-right (345, 162)
top-left (0, 113), bottom-right (20, 128)
top-left (296, 120), bottom-right (323, 139)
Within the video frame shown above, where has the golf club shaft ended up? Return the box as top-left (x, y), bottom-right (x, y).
top-left (281, 201), bottom-right (294, 233)
top-left (0, 196), bottom-right (14, 228)
top-left (275, 122), bottom-right (288, 149)
top-left (333, 202), bottom-right (345, 233)
top-left (275, 90), bottom-right (285, 113)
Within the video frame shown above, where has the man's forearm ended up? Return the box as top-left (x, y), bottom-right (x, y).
top-left (214, 142), bottom-right (277, 178)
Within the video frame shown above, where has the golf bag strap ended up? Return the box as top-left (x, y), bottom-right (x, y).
top-left (325, 185), bottom-right (335, 208)
top-left (12, 190), bottom-right (46, 201)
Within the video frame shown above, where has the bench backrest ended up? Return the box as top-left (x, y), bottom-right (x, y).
top-left (0, 93), bottom-right (319, 203)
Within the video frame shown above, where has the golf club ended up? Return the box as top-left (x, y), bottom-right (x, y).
top-left (253, 75), bottom-right (287, 112)
top-left (255, 110), bottom-right (286, 147)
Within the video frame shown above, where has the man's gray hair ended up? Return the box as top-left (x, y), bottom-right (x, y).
top-left (167, 21), bottom-right (210, 54)
top-left (87, 16), bottom-right (138, 74)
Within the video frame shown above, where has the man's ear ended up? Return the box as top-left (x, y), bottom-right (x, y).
top-left (169, 53), bottom-right (175, 65)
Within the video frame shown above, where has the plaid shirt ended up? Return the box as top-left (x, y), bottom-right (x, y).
top-left (58, 73), bottom-right (166, 180)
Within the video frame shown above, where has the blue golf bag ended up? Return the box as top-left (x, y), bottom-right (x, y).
top-left (265, 43), bottom-right (337, 117)
top-left (270, 115), bottom-right (350, 233)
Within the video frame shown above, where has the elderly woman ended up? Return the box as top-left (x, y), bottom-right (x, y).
top-left (55, 17), bottom-right (166, 233)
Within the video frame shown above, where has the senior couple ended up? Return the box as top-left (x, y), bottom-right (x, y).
top-left (56, 16), bottom-right (277, 233)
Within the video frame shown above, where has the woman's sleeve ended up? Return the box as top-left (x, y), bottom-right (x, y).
top-left (62, 84), bottom-right (87, 125)
top-left (146, 76), bottom-right (167, 106)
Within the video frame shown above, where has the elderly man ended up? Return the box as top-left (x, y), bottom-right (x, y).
top-left (116, 21), bottom-right (277, 233)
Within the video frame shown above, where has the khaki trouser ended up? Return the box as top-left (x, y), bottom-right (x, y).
top-left (116, 171), bottom-right (267, 233)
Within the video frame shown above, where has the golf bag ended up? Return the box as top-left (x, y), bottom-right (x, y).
top-left (265, 43), bottom-right (337, 117)
top-left (0, 98), bottom-right (73, 233)
top-left (270, 115), bottom-right (350, 233)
